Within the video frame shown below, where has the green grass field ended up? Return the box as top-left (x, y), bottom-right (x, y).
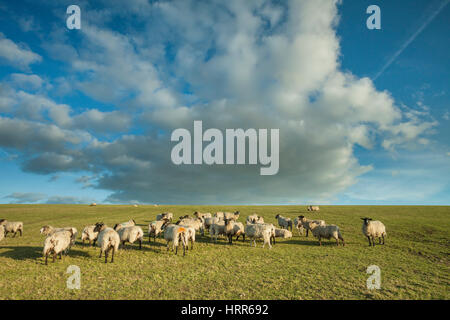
top-left (0, 205), bottom-right (448, 300)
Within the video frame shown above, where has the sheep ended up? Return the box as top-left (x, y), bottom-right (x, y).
top-left (81, 225), bottom-right (99, 246)
top-left (275, 214), bottom-right (293, 231)
top-left (361, 218), bottom-right (386, 246)
top-left (42, 230), bottom-right (74, 265)
top-left (0, 219), bottom-right (23, 237)
top-left (117, 226), bottom-right (144, 249)
top-left (214, 212), bottom-right (224, 219)
top-left (246, 214), bottom-right (264, 224)
top-left (148, 218), bottom-right (170, 242)
top-left (163, 224), bottom-right (187, 256)
top-left (94, 223), bottom-right (120, 263)
top-left (307, 205), bottom-right (320, 211)
top-left (177, 225), bottom-right (196, 250)
top-left (224, 219), bottom-right (245, 244)
top-left (0, 225), bottom-right (4, 242)
top-left (133, 204), bottom-right (138, 208)
top-left (224, 211), bottom-right (240, 221)
top-left (194, 211), bottom-right (212, 219)
top-left (90, 203), bottom-right (97, 206)
top-left (275, 228), bottom-right (293, 239)
top-left (204, 216), bottom-right (222, 233)
top-left (293, 217), bottom-right (305, 236)
top-left (244, 223), bottom-right (273, 249)
top-left (210, 220), bottom-right (226, 243)
top-left (40, 225), bottom-right (78, 246)
top-left (157, 212), bottom-right (173, 221)
top-left (176, 217), bottom-right (205, 236)
top-left (309, 222), bottom-right (344, 246)
top-left (113, 219), bottom-right (136, 231)
top-left (297, 216), bottom-right (325, 237)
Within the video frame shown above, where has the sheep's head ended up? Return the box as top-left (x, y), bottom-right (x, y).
top-left (298, 215), bottom-right (305, 221)
top-left (132, 219), bottom-right (136, 225)
top-left (40, 225), bottom-right (51, 235)
top-left (275, 214), bottom-right (280, 219)
top-left (0, 219), bottom-right (6, 225)
top-left (113, 224), bottom-right (120, 231)
top-left (361, 217), bottom-right (372, 225)
top-left (94, 222), bottom-right (105, 233)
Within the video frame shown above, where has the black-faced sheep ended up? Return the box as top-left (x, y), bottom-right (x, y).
top-left (361, 218), bottom-right (386, 246)
top-left (94, 223), bottom-right (120, 263)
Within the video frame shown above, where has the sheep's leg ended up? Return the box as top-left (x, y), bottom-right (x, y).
top-left (382, 235), bottom-right (385, 245)
top-left (191, 239), bottom-right (194, 250)
top-left (45, 254), bottom-right (48, 265)
top-left (111, 247), bottom-right (115, 263)
top-left (104, 248), bottom-right (108, 263)
top-left (99, 250), bottom-right (103, 258)
top-left (93, 239), bottom-right (97, 247)
top-left (53, 253), bottom-right (56, 263)
top-left (59, 252), bottom-right (63, 259)
top-left (378, 237), bottom-right (382, 244)
top-left (366, 236), bottom-right (371, 246)
top-left (139, 239), bottom-right (142, 250)
top-left (19, 229), bottom-right (22, 236)
top-left (371, 236), bottom-right (376, 247)
top-left (318, 236), bottom-right (322, 246)
top-left (12, 232), bottom-right (16, 238)
top-left (243, 234), bottom-right (245, 242)
top-left (306, 229), bottom-right (309, 237)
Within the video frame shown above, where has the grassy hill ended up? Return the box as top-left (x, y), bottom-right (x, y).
top-left (0, 204), bottom-right (448, 299)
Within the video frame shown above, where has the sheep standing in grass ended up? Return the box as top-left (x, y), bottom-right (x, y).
top-left (275, 214), bottom-right (292, 231)
top-left (204, 217), bottom-right (222, 233)
top-left (307, 205), bottom-right (320, 212)
top-left (177, 217), bottom-right (205, 236)
top-left (361, 218), bottom-right (386, 246)
top-left (157, 212), bottom-right (173, 221)
top-left (309, 222), bottom-right (344, 246)
top-left (40, 225), bottom-right (78, 246)
top-left (81, 225), bottom-right (99, 246)
top-left (244, 223), bottom-right (273, 249)
top-left (148, 218), bottom-right (170, 242)
top-left (194, 211), bottom-right (212, 219)
top-left (0, 225), bottom-right (4, 242)
top-left (42, 230), bottom-right (74, 265)
top-left (177, 225), bottom-right (195, 250)
top-left (117, 226), bottom-right (144, 249)
top-left (210, 220), bottom-right (226, 243)
top-left (164, 225), bottom-right (187, 256)
top-left (246, 214), bottom-right (264, 224)
top-left (297, 216), bottom-right (325, 237)
top-left (293, 217), bottom-right (305, 236)
top-left (224, 211), bottom-right (240, 221)
top-left (224, 219), bottom-right (245, 245)
top-left (275, 228), bottom-right (293, 239)
top-left (0, 219), bottom-right (23, 237)
top-left (94, 223), bottom-right (120, 263)
top-left (113, 219), bottom-right (136, 231)
top-left (214, 212), bottom-right (224, 219)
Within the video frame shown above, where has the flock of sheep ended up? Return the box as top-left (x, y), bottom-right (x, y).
top-left (0, 206), bottom-right (387, 264)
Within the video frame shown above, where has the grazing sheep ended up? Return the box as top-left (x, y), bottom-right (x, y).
top-left (117, 226), bottom-right (144, 249)
top-left (307, 205), bottom-right (320, 211)
top-left (224, 211), bottom-right (240, 221)
top-left (293, 217), bottom-right (305, 236)
top-left (148, 218), bottom-right (170, 242)
top-left (94, 223), bottom-right (120, 263)
top-left (42, 230), bottom-right (74, 265)
top-left (214, 212), bottom-right (224, 219)
top-left (224, 219), bottom-right (245, 244)
top-left (210, 220), bottom-right (226, 243)
top-left (309, 222), bottom-right (344, 246)
top-left (246, 214), bottom-right (264, 224)
top-left (361, 218), bottom-right (386, 246)
top-left (0, 225), bottom-right (4, 242)
top-left (275, 214), bottom-right (293, 231)
top-left (40, 225), bottom-right (78, 246)
top-left (90, 203), bottom-right (97, 206)
top-left (0, 219), bottom-right (23, 237)
top-left (204, 216), bottom-right (222, 233)
top-left (194, 211), bottom-right (212, 219)
top-left (133, 204), bottom-right (138, 208)
top-left (297, 216), bottom-right (325, 237)
top-left (275, 228), bottom-right (293, 239)
top-left (113, 219), bottom-right (136, 231)
top-left (244, 223), bottom-right (273, 249)
top-left (157, 212), bottom-right (173, 221)
top-left (176, 217), bottom-right (205, 236)
top-left (164, 225), bottom-right (187, 256)
top-left (81, 225), bottom-right (99, 246)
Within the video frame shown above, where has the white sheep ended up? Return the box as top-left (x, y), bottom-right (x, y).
top-left (163, 224), bottom-right (187, 256)
top-left (275, 214), bottom-right (293, 231)
top-left (178, 225), bottom-right (196, 250)
top-left (177, 217), bottom-right (205, 236)
top-left (307, 205), bottom-right (320, 211)
top-left (204, 216), bottom-right (222, 233)
top-left (148, 219), bottom-right (170, 242)
top-left (90, 203), bottom-right (97, 206)
top-left (224, 211), bottom-right (240, 221)
top-left (94, 223), bottom-right (120, 263)
top-left (0, 219), bottom-right (23, 237)
top-left (157, 212), bottom-right (173, 221)
top-left (42, 230), bottom-right (74, 265)
top-left (113, 219), bottom-right (136, 231)
top-left (193, 211), bottom-right (212, 219)
top-left (293, 217), bottom-right (305, 236)
top-left (224, 219), bottom-right (245, 244)
top-left (246, 214), bottom-right (264, 224)
top-left (40, 225), bottom-right (78, 246)
top-left (297, 216), bottom-right (325, 237)
top-left (309, 222), bottom-right (344, 246)
top-left (244, 223), bottom-right (273, 249)
top-left (210, 220), bottom-right (227, 243)
top-left (361, 218), bottom-right (386, 246)
top-left (275, 228), bottom-right (293, 239)
top-left (214, 212), bottom-right (225, 219)
top-left (117, 226), bottom-right (144, 249)
top-left (81, 225), bottom-right (99, 246)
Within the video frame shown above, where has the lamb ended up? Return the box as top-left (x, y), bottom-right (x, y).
top-left (275, 228), bottom-right (293, 239)
top-left (224, 219), bottom-right (245, 244)
top-left (117, 226), bottom-right (144, 249)
top-left (210, 220), bottom-right (226, 243)
top-left (113, 219), bottom-right (136, 231)
top-left (246, 214), bottom-right (264, 224)
top-left (361, 218), bottom-right (386, 246)
top-left (224, 211), bottom-right (240, 221)
top-left (307, 205), bottom-right (320, 211)
top-left (297, 216), bottom-right (325, 237)
top-left (309, 222), bottom-right (344, 246)
top-left (157, 212), bottom-right (173, 221)
top-left (81, 225), bottom-right (99, 246)
top-left (94, 222), bottom-right (120, 263)
top-left (275, 214), bottom-right (293, 231)
top-left (42, 229), bottom-right (74, 265)
top-left (244, 223), bottom-right (273, 249)
top-left (0, 219), bottom-right (23, 237)
top-left (163, 224), bottom-right (187, 256)
top-left (0, 225), bottom-right (4, 242)
top-left (40, 225), bottom-right (78, 246)
top-left (148, 218), bottom-right (170, 242)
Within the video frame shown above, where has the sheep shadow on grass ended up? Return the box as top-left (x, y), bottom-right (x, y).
top-left (0, 246), bottom-right (42, 261)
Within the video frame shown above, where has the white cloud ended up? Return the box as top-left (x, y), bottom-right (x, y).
top-left (0, 33), bottom-right (42, 70)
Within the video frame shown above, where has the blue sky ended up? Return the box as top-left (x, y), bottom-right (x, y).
top-left (0, 0), bottom-right (449, 205)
